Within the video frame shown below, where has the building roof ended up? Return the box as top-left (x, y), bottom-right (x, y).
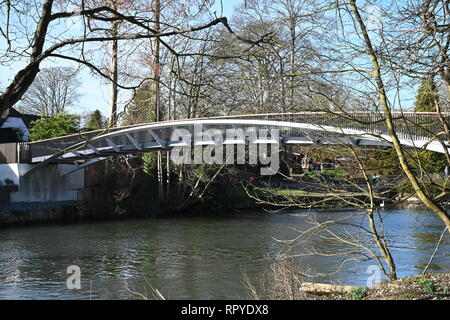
top-left (0, 107), bottom-right (40, 128)
top-left (21, 113), bottom-right (41, 128)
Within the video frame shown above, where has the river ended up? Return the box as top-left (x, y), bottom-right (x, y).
top-left (0, 208), bottom-right (448, 299)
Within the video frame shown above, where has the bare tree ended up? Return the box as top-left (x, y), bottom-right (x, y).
top-left (243, 141), bottom-right (399, 281)
top-left (151, 0), bottom-right (165, 203)
top-left (343, 0), bottom-right (450, 232)
top-left (108, 0), bottom-right (120, 127)
top-left (0, 0), bottom-right (261, 116)
top-left (19, 66), bottom-right (81, 116)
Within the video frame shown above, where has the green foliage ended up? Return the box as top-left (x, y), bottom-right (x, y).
top-left (419, 278), bottom-right (436, 294)
top-left (13, 128), bottom-right (25, 141)
top-left (142, 153), bottom-right (157, 176)
top-left (29, 113), bottom-right (80, 141)
top-left (444, 286), bottom-right (449, 295)
top-left (412, 76), bottom-right (447, 178)
top-left (86, 109), bottom-right (104, 130)
top-left (321, 168), bottom-right (347, 177)
top-left (367, 148), bottom-right (400, 176)
top-left (369, 147), bottom-right (446, 177)
top-left (415, 77), bottom-right (437, 112)
top-left (348, 287), bottom-right (367, 300)
top-left (415, 150), bottom-right (446, 173)
top-left (122, 81), bottom-right (155, 125)
top-left (226, 185), bottom-right (248, 199)
top-left (303, 167), bottom-right (347, 179)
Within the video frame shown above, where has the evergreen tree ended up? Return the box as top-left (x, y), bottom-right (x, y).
top-left (86, 109), bottom-right (105, 130)
top-left (414, 77), bottom-right (446, 173)
top-left (415, 77), bottom-right (438, 112)
top-left (122, 82), bottom-right (154, 125)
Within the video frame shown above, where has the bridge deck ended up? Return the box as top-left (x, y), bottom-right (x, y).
top-left (9, 111), bottom-right (449, 177)
top-left (27, 111), bottom-right (448, 159)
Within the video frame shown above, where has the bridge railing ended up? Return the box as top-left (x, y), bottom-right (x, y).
top-left (211, 112), bottom-right (446, 142)
top-left (26, 111), bottom-right (450, 160)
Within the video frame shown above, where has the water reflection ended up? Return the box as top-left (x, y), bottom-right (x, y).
top-left (0, 209), bottom-right (448, 299)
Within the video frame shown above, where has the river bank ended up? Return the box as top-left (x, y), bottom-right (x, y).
top-left (310, 273), bottom-right (450, 300)
top-left (0, 201), bottom-right (80, 225)
top-left (0, 190), bottom-right (439, 227)
top-left (0, 183), bottom-right (258, 226)
top-left (1, 178), bottom-right (448, 226)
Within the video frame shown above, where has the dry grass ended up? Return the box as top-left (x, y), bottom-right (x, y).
top-left (243, 258), bottom-right (308, 300)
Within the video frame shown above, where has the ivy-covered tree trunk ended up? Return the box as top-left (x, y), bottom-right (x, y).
top-left (350, 0), bottom-right (450, 234)
top-left (151, 0), bottom-right (166, 205)
top-left (109, 1), bottom-right (119, 127)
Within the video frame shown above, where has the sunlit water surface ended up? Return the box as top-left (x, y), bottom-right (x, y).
top-left (0, 208), bottom-right (448, 299)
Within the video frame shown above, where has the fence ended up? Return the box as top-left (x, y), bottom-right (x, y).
top-left (0, 142), bottom-right (31, 164)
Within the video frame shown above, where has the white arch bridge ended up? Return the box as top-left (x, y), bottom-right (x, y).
top-left (24, 112), bottom-right (450, 177)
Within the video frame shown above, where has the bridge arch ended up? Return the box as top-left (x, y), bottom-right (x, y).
top-left (24, 114), bottom-right (450, 177)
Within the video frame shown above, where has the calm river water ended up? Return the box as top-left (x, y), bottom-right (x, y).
top-left (0, 208), bottom-right (448, 299)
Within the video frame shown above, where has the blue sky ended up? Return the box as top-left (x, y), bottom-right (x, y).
top-left (0, 0), bottom-right (242, 118)
top-left (1, 0), bottom-right (420, 118)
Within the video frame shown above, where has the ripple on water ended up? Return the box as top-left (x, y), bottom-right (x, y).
top-left (0, 208), bottom-right (448, 299)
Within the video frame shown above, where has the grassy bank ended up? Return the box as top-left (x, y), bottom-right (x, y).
top-left (313, 273), bottom-right (450, 300)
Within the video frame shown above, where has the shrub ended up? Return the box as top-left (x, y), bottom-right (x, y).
top-left (419, 278), bottom-right (436, 294)
top-left (29, 113), bottom-right (80, 141)
top-left (349, 287), bottom-right (367, 300)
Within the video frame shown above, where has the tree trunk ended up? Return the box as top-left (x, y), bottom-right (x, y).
top-left (109, 2), bottom-right (119, 127)
top-left (152, 0), bottom-right (161, 122)
top-left (289, 23), bottom-right (295, 111)
top-left (350, 0), bottom-right (450, 234)
top-left (151, 0), bottom-right (165, 204)
top-left (0, 0), bottom-right (54, 115)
